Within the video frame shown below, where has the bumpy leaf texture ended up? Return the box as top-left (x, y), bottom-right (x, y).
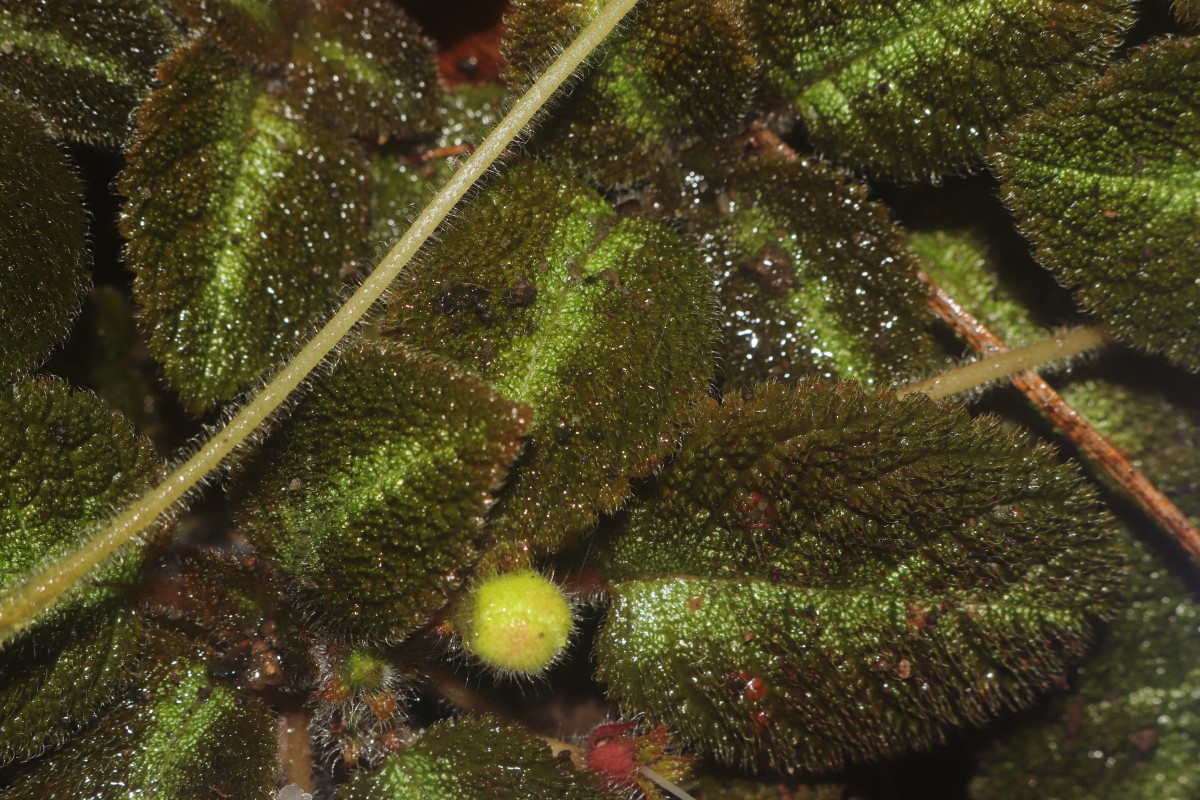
top-left (993, 35), bottom-right (1200, 370)
top-left (3, 631), bottom-right (276, 799)
top-left (972, 540), bottom-right (1200, 800)
top-left (384, 160), bottom-right (715, 557)
top-left (504, 0), bottom-right (758, 186)
top-left (0, 379), bottom-right (161, 762)
top-left (700, 155), bottom-right (934, 390)
top-left (597, 381), bottom-right (1123, 772)
top-left (746, 0), bottom-right (1134, 179)
top-left (234, 341), bottom-right (530, 640)
top-left (120, 36), bottom-right (370, 410)
top-left (0, 94), bottom-right (89, 384)
top-left (342, 715), bottom-right (606, 799)
top-left (0, 0), bottom-right (177, 147)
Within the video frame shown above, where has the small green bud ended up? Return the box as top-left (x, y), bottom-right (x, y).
top-left (455, 571), bottom-right (573, 675)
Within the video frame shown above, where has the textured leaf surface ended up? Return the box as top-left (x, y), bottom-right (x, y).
top-left (121, 37), bottom-right (369, 410)
top-left (0, 0), bottom-right (177, 146)
top-left (0, 94), bottom-right (89, 383)
top-left (597, 381), bottom-right (1123, 772)
top-left (972, 540), bottom-right (1200, 800)
top-left (0, 379), bottom-right (161, 762)
top-left (504, 0), bottom-right (757, 186)
top-left (0, 603), bottom-right (139, 764)
top-left (993, 36), bottom-right (1200, 369)
top-left (703, 155), bottom-right (933, 390)
top-left (1177, 0), bottom-right (1200, 23)
top-left (744, 0), bottom-right (1133, 178)
top-left (342, 715), bottom-right (605, 799)
top-left (234, 341), bottom-right (530, 640)
top-left (384, 161), bottom-right (715, 555)
top-left (4, 631), bottom-right (276, 799)
top-left (1, 379), bottom-right (162, 623)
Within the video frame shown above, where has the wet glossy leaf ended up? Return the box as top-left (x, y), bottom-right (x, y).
top-left (0, 94), bottom-right (89, 384)
top-left (0, 379), bottom-right (162, 762)
top-left (120, 36), bottom-right (369, 410)
top-left (597, 381), bottom-right (1123, 772)
top-left (0, 378), bottom-right (162, 624)
top-left (744, 0), bottom-right (1133, 179)
top-left (972, 539), bottom-right (1200, 800)
top-left (504, 0), bottom-right (758, 186)
top-left (234, 341), bottom-right (530, 640)
top-left (0, 0), bottom-right (177, 147)
top-left (993, 36), bottom-right (1200, 369)
top-left (0, 603), bottom-right (139, 764)
top-left (342, 715), bottom-right (605, 799)
top-left (383, 160), bottom-right (716, 556)
top-left (702, 155), bottom-right (934, 390)
top-left (282, 0), bottom-right (441, 138)
top-left (3, 631), bottom-right (276, 799)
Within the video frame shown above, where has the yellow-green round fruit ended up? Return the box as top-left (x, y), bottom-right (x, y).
top-left (458, 571), bottom-right (573, 675)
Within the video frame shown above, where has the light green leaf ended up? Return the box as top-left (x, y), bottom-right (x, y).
top-left (745, 0), bottom-right (1134, 178)
top-left (0, 0), bottom-right (178, 147)
top-left (992, 35), bottom-right (1200, 369)
top-left (597, 381), bottom-right (1123, 772)
top-left (3, 630), bottom-right (276, 799)
top-left (702, 155), bottom-right (934, 390)
top-left (120, 36), bottom-right (370, 410)
top-left (233, 341), bottom-right (530, 640)
top-left (0, 94), bottom-right (89, 384)
top-left (383, 160), bottom-right (716, 556)
top-left (342, 715), bottom-right (606, 800)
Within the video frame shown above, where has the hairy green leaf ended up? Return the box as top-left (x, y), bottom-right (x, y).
top-left (234, 341), bottom-right (530, 640)
top-left (597, 381), bottom-right (1123, 772)
top-left (167, 0), bottom-right (294, 65)
top-left (342, 715), bottom-right (606, 799)
top-left (690, 776), bottom-right (845, 800)
top-left (0, 379), bottom-right (161, 762)
top-left (0, 94), bottom-right (89, 384)
top-left (1, 378), bottom-right (162, 623)
top-left (0, 0), bottom-right (177, 147)
top-left (383, 160), bottom-right (716, 556)
top-left (3, 630), bottom-right (276, 799)
top-left (0, 603), bottom-right (139, 764)
top-left (993, 35), bottom-right (1200, 369)
top-left (1176, 0), bottom-right (1200, 23)
top-left (702, 155), bottom-right (934, 390)
top-left (744, 0), bottom-right (1133, 178)
top-left (505, 0), bottom-right (758, 186)
top-left (120, 36), bottom-right (370, 410)
top-left (972, 539), bottom-right (1200, 800)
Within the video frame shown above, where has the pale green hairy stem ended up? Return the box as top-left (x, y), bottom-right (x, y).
top-left (0, 0), bottom-right (641, 646)
top-left (897, 324), bottom-right (1113, 402)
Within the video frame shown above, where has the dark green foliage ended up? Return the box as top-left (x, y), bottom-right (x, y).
top-left (234, 341), bottom-right (530, 640)
top-left (383, 160), bottom-right (716, 556)
top-left (703, 155), bottom-right (933, 389)
top-left (972, 540), bottom-right (1200, 800)
top-left (689, 776), bottom-right (845, 800)
top-left (281, 0), bottom-right (441, 139)
top-left (0, 0), bottom-right (177, 147)
top-left (504, 0), bottom-right (758, 186)
top-left (597, 381), bottom-right (1123, 772)
top-left (0, 603), bottom-right (139, 764)
top-left (745, 0), bottom-right (1133, 179)
top-left (0, 94), bottom-right (89, 384)
top-left (120, 37), bottom-right (370, 410)
top-left (1177, 0), bottom-right (1200, 23)
top-left (0, 379), bottom-right (162, 623)
top-left (3, 631), bottom-right (276, 799)
top-left (0, 379), bottom-right (160, 763)
top-left (173, 0), bottom-right (440, 137)
top-left (992, 35), bottom-right (1200, 369)
top-left (342, 715), bottom-right (606, 799)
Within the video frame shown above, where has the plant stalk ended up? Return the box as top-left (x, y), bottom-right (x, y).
top-left (0, 0), bottom-right (641, 646)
